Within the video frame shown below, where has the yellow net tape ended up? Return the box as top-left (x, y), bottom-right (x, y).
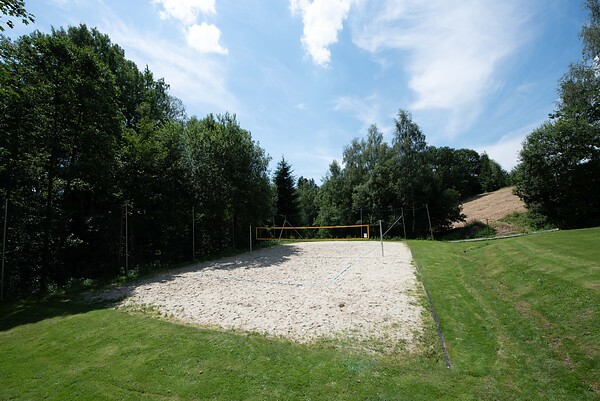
top-left (255, 224), bottom-right (370, 241)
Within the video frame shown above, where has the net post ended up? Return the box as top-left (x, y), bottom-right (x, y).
top-left (192, 206), bottom-right (195, 260)
top-left (379, 220), bottom-right (384, 257)
top-left (249, 225), bottom-right (252, 252)
top-left (401, 207), bottom-right (407, 239)
top-left (125, 202), bottom-right (129, 275)
top-left (1, 198), bottom-right (7, 301)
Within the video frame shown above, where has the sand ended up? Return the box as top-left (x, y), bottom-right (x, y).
top-left (87, 241), bottom-right (424, 348)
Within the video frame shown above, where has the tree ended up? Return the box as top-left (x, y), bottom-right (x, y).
top-left (315, 160), bottom-right (352, 226)
top-left (391, 110), bottom-right (429, 207)
top-left (315, 111), bottom-right (464, 237)
top-left (581, 0), bottom-right (600, 62)
top-left (1, 25), bottom-right (274, 297)
top-left (478, 153), bottom-right (508, 193)
top-left (273, 157), bottom-right (299, 225)
top-left (1, 27), bottom-right (126, 288)
top-left (515, 119), bottom-right (600, 228)
top-left (344, 125), bottom-right (394, 213)
top-left (296, 177), bottom-right (319, 226)
top-left (428, 147), bottom-right (482, 198)
top-left (0, 0), bottom-right (34, 32)
top-left (515, 0), bottom-right (600, 228)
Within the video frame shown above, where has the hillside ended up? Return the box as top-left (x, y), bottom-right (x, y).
top-left (457, 187), bottom-right (526, 236)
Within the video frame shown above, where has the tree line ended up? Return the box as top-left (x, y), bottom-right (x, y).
top-left (0, 25), bottom-right (272, 296)
top-left (273, 112), bottom-right (508, 238)
top-left (0, 24), bottom-right (508, 297)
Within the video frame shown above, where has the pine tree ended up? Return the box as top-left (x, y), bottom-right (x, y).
top-left (273, 157), bottom-right (299, 225)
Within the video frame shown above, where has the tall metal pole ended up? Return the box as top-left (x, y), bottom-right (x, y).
top-left (379, 220), bottom-right (384, 257)
top-left (192, 206), bottom-right (195, 260)
top-left (401, 207), bottom-right (407, 239)
top-left (1, 198), bottom-right (8, 301)
top-left (125, 203), bottom-right (129, 275)
top-left (360, 208), bottom-right (363, 238)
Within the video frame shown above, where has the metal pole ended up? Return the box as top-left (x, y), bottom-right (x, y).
top-left (1, 198), bottom-right (7, 301)
top-left (249, 225), bottom-right (252, 252)
top-left (125, 203), bottom-right (129, 275)
top-left (360, 208), bottom-right (363, 238)
top-left (192, 206), bottom-right (195, 260)
top-left (379, 220), bottom-right (384, 257)
top-left (401, 207), bottom-right (406, 239)
top-left (425, 204), bottom-right (434, 240)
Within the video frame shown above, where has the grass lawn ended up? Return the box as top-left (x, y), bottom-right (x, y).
top-left (1, 228), bottom-right (599, 400)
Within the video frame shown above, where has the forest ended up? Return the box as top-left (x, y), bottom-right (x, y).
top-left (2, 0), bottom-right (599, 299)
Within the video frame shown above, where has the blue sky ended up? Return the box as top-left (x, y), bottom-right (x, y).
top-left (7, 0), bottom-right (587, 182)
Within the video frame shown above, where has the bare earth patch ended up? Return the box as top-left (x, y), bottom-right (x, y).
top-left (87, 241), bottom-right (423, 350)
top-left (457, 186), bottom-right (526, 235)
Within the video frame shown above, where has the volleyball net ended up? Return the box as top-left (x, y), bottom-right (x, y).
top-left (255, 224), bottom-right (371, 241)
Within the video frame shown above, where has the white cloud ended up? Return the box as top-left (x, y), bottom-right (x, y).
top-left (186, 22), bottom-right (228, 54)
top-left (153, 0), bottom-right (215, 25)
top-left (290, 0), bottom-right (354, 67)
top-left (151, 0), bottom-right (227, 56)
top-left (352, 0), bottom-right (533, 136)
top-left (474, 123), bottom-right (540, 171)
top-left (334, 93), bottom-right (381, 129)
top-left (103, 19), bottom-right (236, 113)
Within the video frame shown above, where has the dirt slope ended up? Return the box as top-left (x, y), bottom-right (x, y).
top-left (457, 187), bottom-right (526, 235)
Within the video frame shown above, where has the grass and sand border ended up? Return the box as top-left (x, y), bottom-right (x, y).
top-left (1, 228), bottom-right (599, 400)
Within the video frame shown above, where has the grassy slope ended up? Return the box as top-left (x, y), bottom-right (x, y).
top-left (410, 227), bottom-right (600, 399)
top-left (1, 228), bottom-right (599, 400)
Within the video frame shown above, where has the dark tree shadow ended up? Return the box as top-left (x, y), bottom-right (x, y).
top-left (0, 244), bottom-right (303, 331)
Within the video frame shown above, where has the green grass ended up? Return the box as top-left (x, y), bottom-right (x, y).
top-left (500, 211), bottom-right (557, 232)
top-left (410, 227), bottom-right (600, 399)
top-left (1, 228), bottom-right (599, 400)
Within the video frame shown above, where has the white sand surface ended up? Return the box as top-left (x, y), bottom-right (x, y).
top-left (88, 241), bottom-right (424, 348)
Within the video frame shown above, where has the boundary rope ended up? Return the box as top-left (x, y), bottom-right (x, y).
top-left (412, 259), bottom-right (453, 369)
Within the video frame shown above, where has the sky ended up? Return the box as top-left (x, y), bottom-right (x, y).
top-left (5, 0), bottom-right (588, 182)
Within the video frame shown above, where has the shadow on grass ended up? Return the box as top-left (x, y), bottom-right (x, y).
top-left (1, 243), bottom-right (302, 332)
top-left (0, 296), bottom-right (101, 332)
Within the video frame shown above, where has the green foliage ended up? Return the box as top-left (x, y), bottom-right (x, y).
top-left (315, 160), bottom-right (354, 226)
top-left (428, 147), bottom-right (482, 198)
top-left (296, 176), bottom-right (319, 226)
top-left (0, 0), bottom-right (34, 31)
top-left (478, 152), bottom-right (509, 192)
top-left (581, 0), bottom-right (600, 62)
top-left (0, 26), bottom-right (272, 298)
top-left (515, 0), bottom-right (600, 229)
top-left (515, 118), bottom-right (600, 228)
top-left (315, 113), bottom-right (481, 238)
top-left (441, 220), bottom-right (496, 241)
top-left (273, 157), bottom-right (298, 225)
top-left (500, 211), bottom-right (557, 232)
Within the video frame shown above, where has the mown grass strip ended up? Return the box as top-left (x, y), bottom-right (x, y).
top-left (409, 227), bottom-right (600, 399)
